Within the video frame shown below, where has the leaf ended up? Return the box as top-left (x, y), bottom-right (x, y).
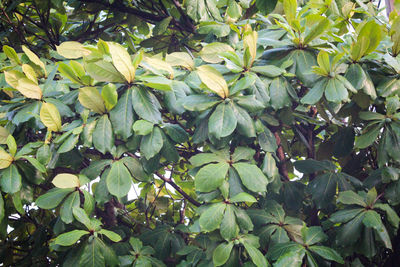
top-left (60, 191), bottom-right (80, 223)
top-left (294, 159), bottom-right (336, 173)
top-left (72, 207), bottom-right (92, 229)
top-left (244, 29), bottom-right (258, 65)
top-left (232, 103), bottom-right (256, 138)
top-left (374, 203), bottom-right (400, 229)
top-left (325, 78), bottom-right (348, 103)
top-left (196, 65), bottom-right (229, 98)
top-left (251, 65), bottom-right (285, 77)
top-left (301, 79), bottom-right (326, 105)
top-left (0, 194), bottom-right (4, 222)
top-left (283, 0), bottom-right (297, 23)
top-left (199, 203), bottom-right (226, 231)
top-left (35, 188), bottom-right (74, 209)
top-left (200, 42), bottom-right (234, 64)
top-left (220, 205), bottom-right (238, 240)
top-left (110, 91), bottom-right (134, 140)
top-left (338, 191), bottom-right (366, 207)
top-left (0, 164), bottom-right (21, 193)
top-left (79, 87), bottom-right (106, 114)
top-left (256, 0), bottom-right (278, 15)
top-left (52, 173), bottom-right (80, 188)
top-left (99, 229), bottom-right (122, 242)
top-left (93, 115), bottom-right (114, 154)
top-left (243, 243), bottom-right (269, 267)
top-left (198, 22), bottom-right (230, 37)
top-left (232, 147), bottom-right (255, 162)
top-left (302, 226), bottom-right (327, 246)
top-left (269, 77), bottom-right (291, 110)
top-left (133, 120), bottom-right (154, 136)
top-left (132, 87), bottom-right (162, 123)
top-left (308, 173), bottom-right (338, 208)
top-left (40, 102), bottom-right (62, 132)
top-left (106, 161), bottom-right (132, 198)
top-left (3, 45), bottom-right (21, 65)
top-left (140, 127), bottom-right (163, 160)
top-left (355, 124), bottom-right (381, 149)
top-left (189, 153), bottom-right (222, 167)
top-left (85, 60), bottom-right (124, 82)
top-left (107, 42), bottom-right (135, 82)
top-left (213, 242), bottom-right (234, 266)
top-left (0, 127), bottom-right (10, 144)
top-left (208, 102), bottom-right (237, 139)
top-left (336, 213), bottom-right (365, 246)
top-left (54, 230), bottom-right (89, 246)
top-left (56, 41), bottom-right (91, 59)
top-left (141, 56), bottom-right (174, 78)
top-left (22, 45), bottom-right (46, 75)
top-left (80, 238), bottom-right (105, 267)
top-left (308, 246), bottom-right (344, 264)
top-left (101, 83), bottom-right (118, 111)
top-left (166, 52), bottom-right (194, 70)
top-left (16, 78), bottom-right (42, 99)
top-left (195, 162), bottom-right (229, 192)
top-left (233, 163), bottom-right (269, 192)
top-left (0, 148), bottom-right (13, 169)
top-left (303, 16), bottom-right (330, 44)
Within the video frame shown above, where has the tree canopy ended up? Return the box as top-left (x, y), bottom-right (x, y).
top-left (1, 0), bottom-right (400, 266)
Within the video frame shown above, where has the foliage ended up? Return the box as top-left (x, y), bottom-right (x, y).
top-left (0, 0), bottom-right (400, 266)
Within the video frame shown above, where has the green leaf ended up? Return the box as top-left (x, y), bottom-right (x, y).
top-left (198, 22), bottom-right (230, 38)
top-left (232, 147), bottom-right (255, 162)
top-left (80, 237), bottom-right (105, 267)
top-left (23, 156), bottom-right (46, 173)
top-left (274, 248), bottom-right (304, 267)
top-left (302, 226), bottom-right (327, 246)
top-left (106, 161), bottom-right (132, 198)
top-left (256, 0), bottom-right (278, 15)
top-left (199, 203), bottom-right (226, 231)
top-left (338, 191), bottom-right (367, 207)
top-left (208, 102), bottom-right (237, 139)
top-left (336, 213), bottom-right (365, 245)
top-left (0, 194), bottom-right (4, 222)
top-left (101, 83), bottom-right (118, 111)
top-left (85, 60), bottom-right (124, 82)
top-left (110, 90), bottom-right (134, 140)
top-left (36, 188), bottom-right (74, 209)
top-left (120, 157), bottom-right (151, 182)
top-left (374, 203), bottom-right (400, 229)
top-left (99, 229), bottom-right (122, 242)
top-left (355, 124), bottom-right (381, 149)
top-left (6, 135), bottom-right (17, 157)
top-left (220, 205), bottom-right (238, 240)
top-left (72, 207), bottom-right (92, 230)
top-left (230, 192), bottom-right (257, 203)
top-left (234, 208), bottom-right (254, 231)
top-left (140, 127), bottom-right (163, 160)
top-left (301, 79), bottom-right (326, 105)
top-left (133, 120), bottom-right (154, 136)
top-left (243, 243), bottom-right (269, 267)
top-left (162, 123), bottom-right (189, 143)
top-left (60, 191), bottom-right (80, 223)
top-left (269, 77), bottom-right (291, 110)
top-left (308, 173), bottom-right (338, 209)
top-left (93, 115), bottom-right (114, 154)
top-left (0, 164), bottom-right (22, 194)
top-left (179, 95), bottom-right (220, 112)
top-left (79, 87), bottom-right (106, 114)
top-left (325, 78), bottom-right (348, 103)
top-left (132, 87), bottom-right (162, 123)
top-left (54, 230), bottom-right (89, 246)
top-left (345, 64), bottom-right (367, 90)
top-left (251, 65), bottom-right (285, 77)
top-left (232, 103), bottom-right (256, 138)
top-left (329, 209), bottom-right (365, 223)
top-left (233, 163), bottom-right (269, 192)
top-left (195, 162), bottom-right (229, 192)
top-left (200, 42), bottom-right (234, 64)
top-left (294, 159), bottom-right (336, 173)
top-left (309, 246), bottom-right (344, 264)
top-left (213, 242), bottom-right (234, 266)
top-left (3, 45), bottom-right (21, 65)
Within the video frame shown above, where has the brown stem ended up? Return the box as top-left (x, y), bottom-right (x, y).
top-left (155, 171), bottom-right (201, 207)
top-left (273, 130), bottom-right (290, 181)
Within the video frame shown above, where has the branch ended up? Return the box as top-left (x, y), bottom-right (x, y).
top-left (155, 171), bottom-right (201, 207)
top-left (272, 129), bottom-right (290, 181)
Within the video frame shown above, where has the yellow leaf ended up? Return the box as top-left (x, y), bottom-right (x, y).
top-left (196, 65), bottom-right (229, 98)
top-left (199, 42), bottom-right (234, 63)
top-left (243, 30), bottom-right (258, 65)
top-left (107, 42), bottom-right (135, 83)
top-left (141, 55), bottom-right (174, 78)
top-left (166, 52), bottom-right (194, 70)
top-left (0, 148), bottom-right (13, 169)
top-left (0, 126), bottom-right (10, 144)
top-left (22, 45), bottom-right (47, 76)
top-left (16, 78), bottom-right (42, 99)
top-left (22, 64), bottom-right (38, 84)
top-left (40, 102), bottom-right (62, 132)
top-left (52, 173), bottom-right (80, 188)
top-left (4, 70), bottom-right (25, 88)
top-left (78, 87), bottom-right (106, 114)
top-left (56, 41), bottom-right (91, 59)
